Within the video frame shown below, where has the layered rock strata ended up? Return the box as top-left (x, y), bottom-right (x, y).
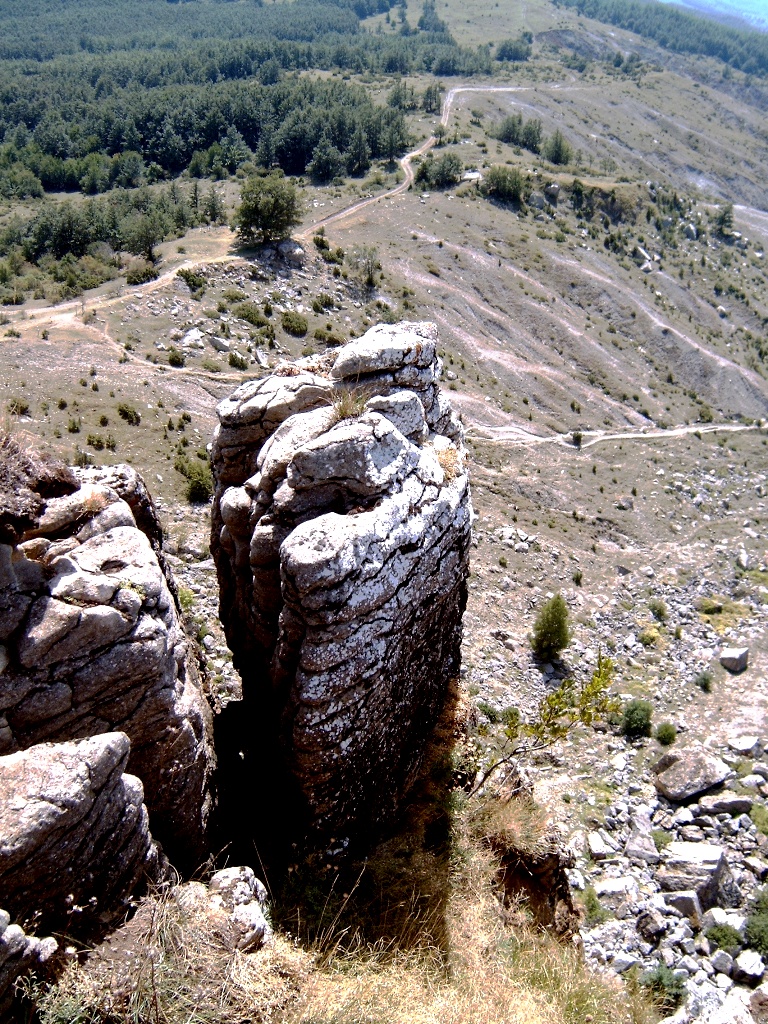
top-left (211, 322), bottom-right (472, 845)
top-left (0, 446), bottom-right (214, 867)
top-left (0, 733), bottom-right (162, 935)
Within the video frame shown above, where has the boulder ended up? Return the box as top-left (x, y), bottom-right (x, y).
top-left (211, 322), bottom-right (472, 846)
top-left (652, 746), bottom-right (732, 802)
top-left (721, 647), bottom-right (749, 673)
top-left (664, 889), bottom-right (702, 926)
top-left (0, 733), bottom-right (162, 935)
top-left (656, 842), bottom-right (741, 911)
top-left (699, 793), bottom-right (754, 816)
top-left (0, 459), bottom-right (214, 869)
top-left (734, 949), bottom-right (765, 986)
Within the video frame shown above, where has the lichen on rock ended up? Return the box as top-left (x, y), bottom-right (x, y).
top-left (211, 321), bottom-right (472, 848)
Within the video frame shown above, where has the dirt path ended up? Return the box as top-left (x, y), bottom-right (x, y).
top-left (298, 86), bottom-right (528, 239)
top-left (467, 418), bottom-right (758, 448)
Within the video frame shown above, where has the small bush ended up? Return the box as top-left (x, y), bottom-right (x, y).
top-left (126, 258), bottom-right (158, 285)
top-left (706, 923), bottom-right (743, 953)
top-left (168, 347), bottom-right (185, 367)
top-left (178, 268), bottom-right (207, 292)
top-left (696, 670), bottom-right (713, 693)
top-left (572, 568), bottom-right (583, 586)
top-left (222, 288), bottom-right (247, 303)
top-left (751, 804), bottom-right (768, 836)
top-left (530, 592), bottom-right (570, 660)
top-left (117, 403), bottom-right (141, 426)
top-left (582, 886), bottom-right (609, 927)
top-left (67, 417), bottom-right (81, 433)
top-left (655, 722), bottom-right (677, 746)
top-left (571, 429), bottom-right (582, 447)
top-left (638, 627), bottom-right (659, 648)
top-left (201, 357), bottom-right (221, 373)
top-left (177, 586), bottom-right (195, 615)
top-left (174, 453), bottom-right (213, 504)
top-left (622, 699), bottom-right (652, 739)
top-left (86, 433), bottom-right (105, 451)
top-left (648, 597), bottom-right (668, 621)
top-left (234, 301), bottom-right (268, 327)
top-left (7, 397), bottom-right (30, 416)
top-left (281, 310), bottom-right (308, 336)
top-left (747, 912), bottom-right (768, 957)
top-left (652, 829), bottom-right (673, 852)
top-left (228, 351), bottom-right (248, 370)
top-left (640, 965), bottom-right (686, 1013)
top-left (72, 446), bottom-right (92, 468)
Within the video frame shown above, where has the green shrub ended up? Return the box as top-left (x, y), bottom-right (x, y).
top-left (652, 829), bottom-right (673, 852)
top-left (530, 592), bottom-right (570, 660)
top-left (751, 804), bottom-right (768, 836)
top-left (281, 310), bottom-right (308, 336)
top-left (177, 586), bottom-right (195, 615)
top-left (222, 288), bottom-right (247, 304)
top-left (638, 627), bottom-right (659, 647)
top-left (168, 347), bottom-right (185, 367)
top-left (655, 722), bottom-right (677, 746)
top-left (67, 417), bottom-right (81, 433)
top-left (572, 568), bottom-right (582, 586)
top-left (117, 403), bottom-right (141, 426)
top-left (706, 923), bottom-right (743, 953)
top-left (7, 397), bottom-right (30, 416)
top-left (640, 965), bottom-right (685, 1013)
top-left (178, 268), bottom-right (207, 292)
top-left (747, 910), bottom-right (768, 956)
top-left (234, 301), bottom-right (268, 327)
top-left (228, 351), bottom-right (248, 370)
top-left (648, 597), bottom-right (668, 622)
top-left (582, 886), bottom-right (609, 927)
top-left (126, 258), bottom-right (157, 285)
top-left (86, 433), bottom-right (104, 451)
top-left (622, 699), bottom-right (652, 739)
top-left (174, 453), bottom-right (213, 504)
top-left (696, 670), bottom-right (713, 693)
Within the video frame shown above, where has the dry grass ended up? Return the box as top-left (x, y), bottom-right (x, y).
top-left (436, 443), bottom-right (461, 482)
top-left (30, 791), bottom-right (659, 1024)
top-left (327, 384), bottom-right (374, 425)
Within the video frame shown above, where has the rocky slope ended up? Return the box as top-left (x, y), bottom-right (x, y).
top-left (211, 321), bottom-right (473, 846)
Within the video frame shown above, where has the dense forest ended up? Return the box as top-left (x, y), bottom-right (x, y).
top-left (0, 0), bottom-right (491, 201)
top-left (553, 0), bottom-right (768, 75)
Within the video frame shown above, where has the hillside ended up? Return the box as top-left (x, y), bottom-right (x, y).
top-left (2, 0), bottom-right (768, 1021)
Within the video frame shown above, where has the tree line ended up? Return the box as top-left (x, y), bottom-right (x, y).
top-left (553, 0), bottom-right (768, 77)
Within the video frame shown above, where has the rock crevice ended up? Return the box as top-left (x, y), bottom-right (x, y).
top-left (211, 322), bottom-right (472, 846)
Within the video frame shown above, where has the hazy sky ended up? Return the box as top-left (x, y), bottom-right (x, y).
top-left (656, 0), bottom-right (768, 30)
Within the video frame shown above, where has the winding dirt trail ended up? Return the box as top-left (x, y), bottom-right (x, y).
top-left (10, 84), bottom-right (766, 452)
top-left (298, 86), bottom-right (528, 239)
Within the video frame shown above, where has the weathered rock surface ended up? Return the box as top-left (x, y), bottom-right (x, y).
top-left (211, 322), bottom-right (472, 844)
top-left (0, 454), bottom-right (214, 867)
top-left (653, 746), bottom-right (732, 802)
top-left (657, 841), bottom-right (741, 911)
top-left (0, 733), bottom-right (162, 934)
top-left (720, 647), bottom-right (750, 673)
top-left (0, 910), bottom-right (57, 1019)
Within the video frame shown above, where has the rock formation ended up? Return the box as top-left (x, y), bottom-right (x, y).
top-left (211, 321), bottom-right (472, 846)
top-left (0, 911), bottom-right (57, 1018)
top-left (0, 733), bottom-right (162, 935)
top-left (0, 442), bottom-right (214, 868)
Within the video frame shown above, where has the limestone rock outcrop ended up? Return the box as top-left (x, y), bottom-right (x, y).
top-left (0, 910), bottom-right (57, 1018)
top-left (0, 733), bottom-right (162, 935)
top-left (211, 322), bottom-right (472, 845)
top-left (0, 447), bottom-right (214, 868)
